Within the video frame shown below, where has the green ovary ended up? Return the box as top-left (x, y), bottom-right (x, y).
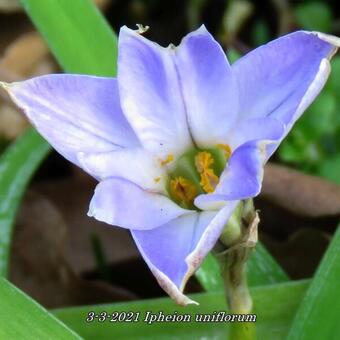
top-left (167, 145), bottom-right (231, 209)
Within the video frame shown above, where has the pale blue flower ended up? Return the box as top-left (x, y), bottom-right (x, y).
top-left (1, 26), bottom-right (339, 305)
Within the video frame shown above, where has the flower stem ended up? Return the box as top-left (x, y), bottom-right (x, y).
top-left (222, 244), bottom-right (256, 340)
top-left (214, 200), bottom-right (258, 340)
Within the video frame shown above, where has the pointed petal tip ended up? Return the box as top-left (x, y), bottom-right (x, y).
top-left (197, 24), bottom-right (208, 33)
top-left (0, 81), bottom-right (19, 97)
top-left (150, 267), bottom-right (199, 306)
top-left (87, 206), bottom-right (94, 218)
top-left (311, 31), bottom-right (340, 48)
top-left (119, 25), bottom-right (134, 38)
top-left (187, 299), bottom-right (199, 306)
top-left (0, 81), bottom-right (24, 106)
top-left (0, 81), bottom-right (9, 90)
top-left (185, 24), bottom-right (211, 39)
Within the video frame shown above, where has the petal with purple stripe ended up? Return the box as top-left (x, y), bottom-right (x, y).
top-left (1, 75), bottom-right (139, 169)
top-left (118, 26), bottom-right (193, 159)
top-left (131, 201), bottom-right (238, 305)
top-left (175, 25), bottom-right (238, 147)
top-left (232, 31), bottom-right (340, 147)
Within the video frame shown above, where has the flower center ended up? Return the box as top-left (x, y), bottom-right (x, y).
top-left (167, 145), bottom-right (231, 209)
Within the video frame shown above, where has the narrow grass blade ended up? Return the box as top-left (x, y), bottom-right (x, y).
top-left (0, 277), bottom-right (81, 339)
top-left (19, 0), bottom-right (118, 76)
top-left (0, 129), bottom-right (49, 276)
top-left (247, 242), bottom-right (289, 286)
top-left (287, 224), bottom-right (340, 340)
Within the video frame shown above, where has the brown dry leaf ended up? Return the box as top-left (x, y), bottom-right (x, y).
top-left (262, 163), bottom-right (340, 218)
top-left (10, 190), bottom-right (72, 307)
top-left (0, 31), bottom-right (52, 81)
top-left (0, 0), bottom-right (20, 13)
top-left (0, 31), bottom-right (56, 139)
top-left (35, 176), bottom-right (139, 275)
top-left (94, 0), bottom-right (111, 10)
top-left (10, 190), bottom-right (137, 308)
top-left (260, 228), bottom-right (330, 279)
top-left (0, 103), bottom-right (27, 139)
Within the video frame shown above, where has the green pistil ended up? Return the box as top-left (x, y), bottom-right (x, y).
top-left (167, 146), bottom-right (229, 209)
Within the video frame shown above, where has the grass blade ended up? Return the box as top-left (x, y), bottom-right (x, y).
top-left (196, 253), bottom-right (224, 291)
top-left (19, 0), bottom-right (118, 76)
top-left (287, 224), bottom-right (340, 340)
top-left (0, 129), bottom-right (49, 276)
top-left (0, 277), bottom-right (81, 339)
top-left (247, 242), bottom-right (289, 286)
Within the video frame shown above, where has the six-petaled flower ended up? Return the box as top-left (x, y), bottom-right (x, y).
top-left (1, 25), bottom-right (339, 305)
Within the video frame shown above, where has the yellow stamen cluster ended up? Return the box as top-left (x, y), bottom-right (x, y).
top-left (169, 176), bottom-right (198, 206)
top-left (195, 151), bottom-right (219, 193)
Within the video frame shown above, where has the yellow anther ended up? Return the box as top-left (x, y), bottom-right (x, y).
top-left (169, 177), bottom-right (197, 205)
top-left (195, 151), bottom-right (214, 172)
top-left (195, 151), bottom-right (219, 193)
top-left (218, 143), bottom-right (232, 158)
top-left (154, 177), bottom-right (161, 183)
top-left (161, 154), bottom-right (174, 166)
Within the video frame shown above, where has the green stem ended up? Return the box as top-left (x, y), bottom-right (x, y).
top-left (224, 248), bottom-right (252, 314)
top-left (215, 199), bottom-right (258, 340)
top-left (222, 246), bottom-right (256, 340)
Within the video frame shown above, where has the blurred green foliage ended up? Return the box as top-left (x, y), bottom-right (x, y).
top-left (295, 2), bottom-right (333, 32)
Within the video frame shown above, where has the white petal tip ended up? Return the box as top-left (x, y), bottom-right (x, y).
top-left (87, 208), bottom-right (94, 218)
top-left (0, 81), bottom-right (10, 91)
top-left (312, 31), bottom-right (340, 47)
top-left (197, 24), bottom-right (208, 33)
top-left (187, 299), bottom-right (199, 306)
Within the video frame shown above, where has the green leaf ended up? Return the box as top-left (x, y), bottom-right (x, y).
top-left (247, 242), bottom-right (289, 286)
top-left (287, 225), bottom-right (340, 340)
top-left (295, 2), bottom-right (333, 32)
top-left (19, 0), bottom-right (118, 76)
top-left (0, 277), bottom-right (80, 339)
top-left (196, 253), bottom-right (224, 291)
top-left (0, 0), bottom-right (119, 276)
top-left (53, 279), bottom-right (309, 340)
top-left (0, 129), bottom-right (50, 276)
